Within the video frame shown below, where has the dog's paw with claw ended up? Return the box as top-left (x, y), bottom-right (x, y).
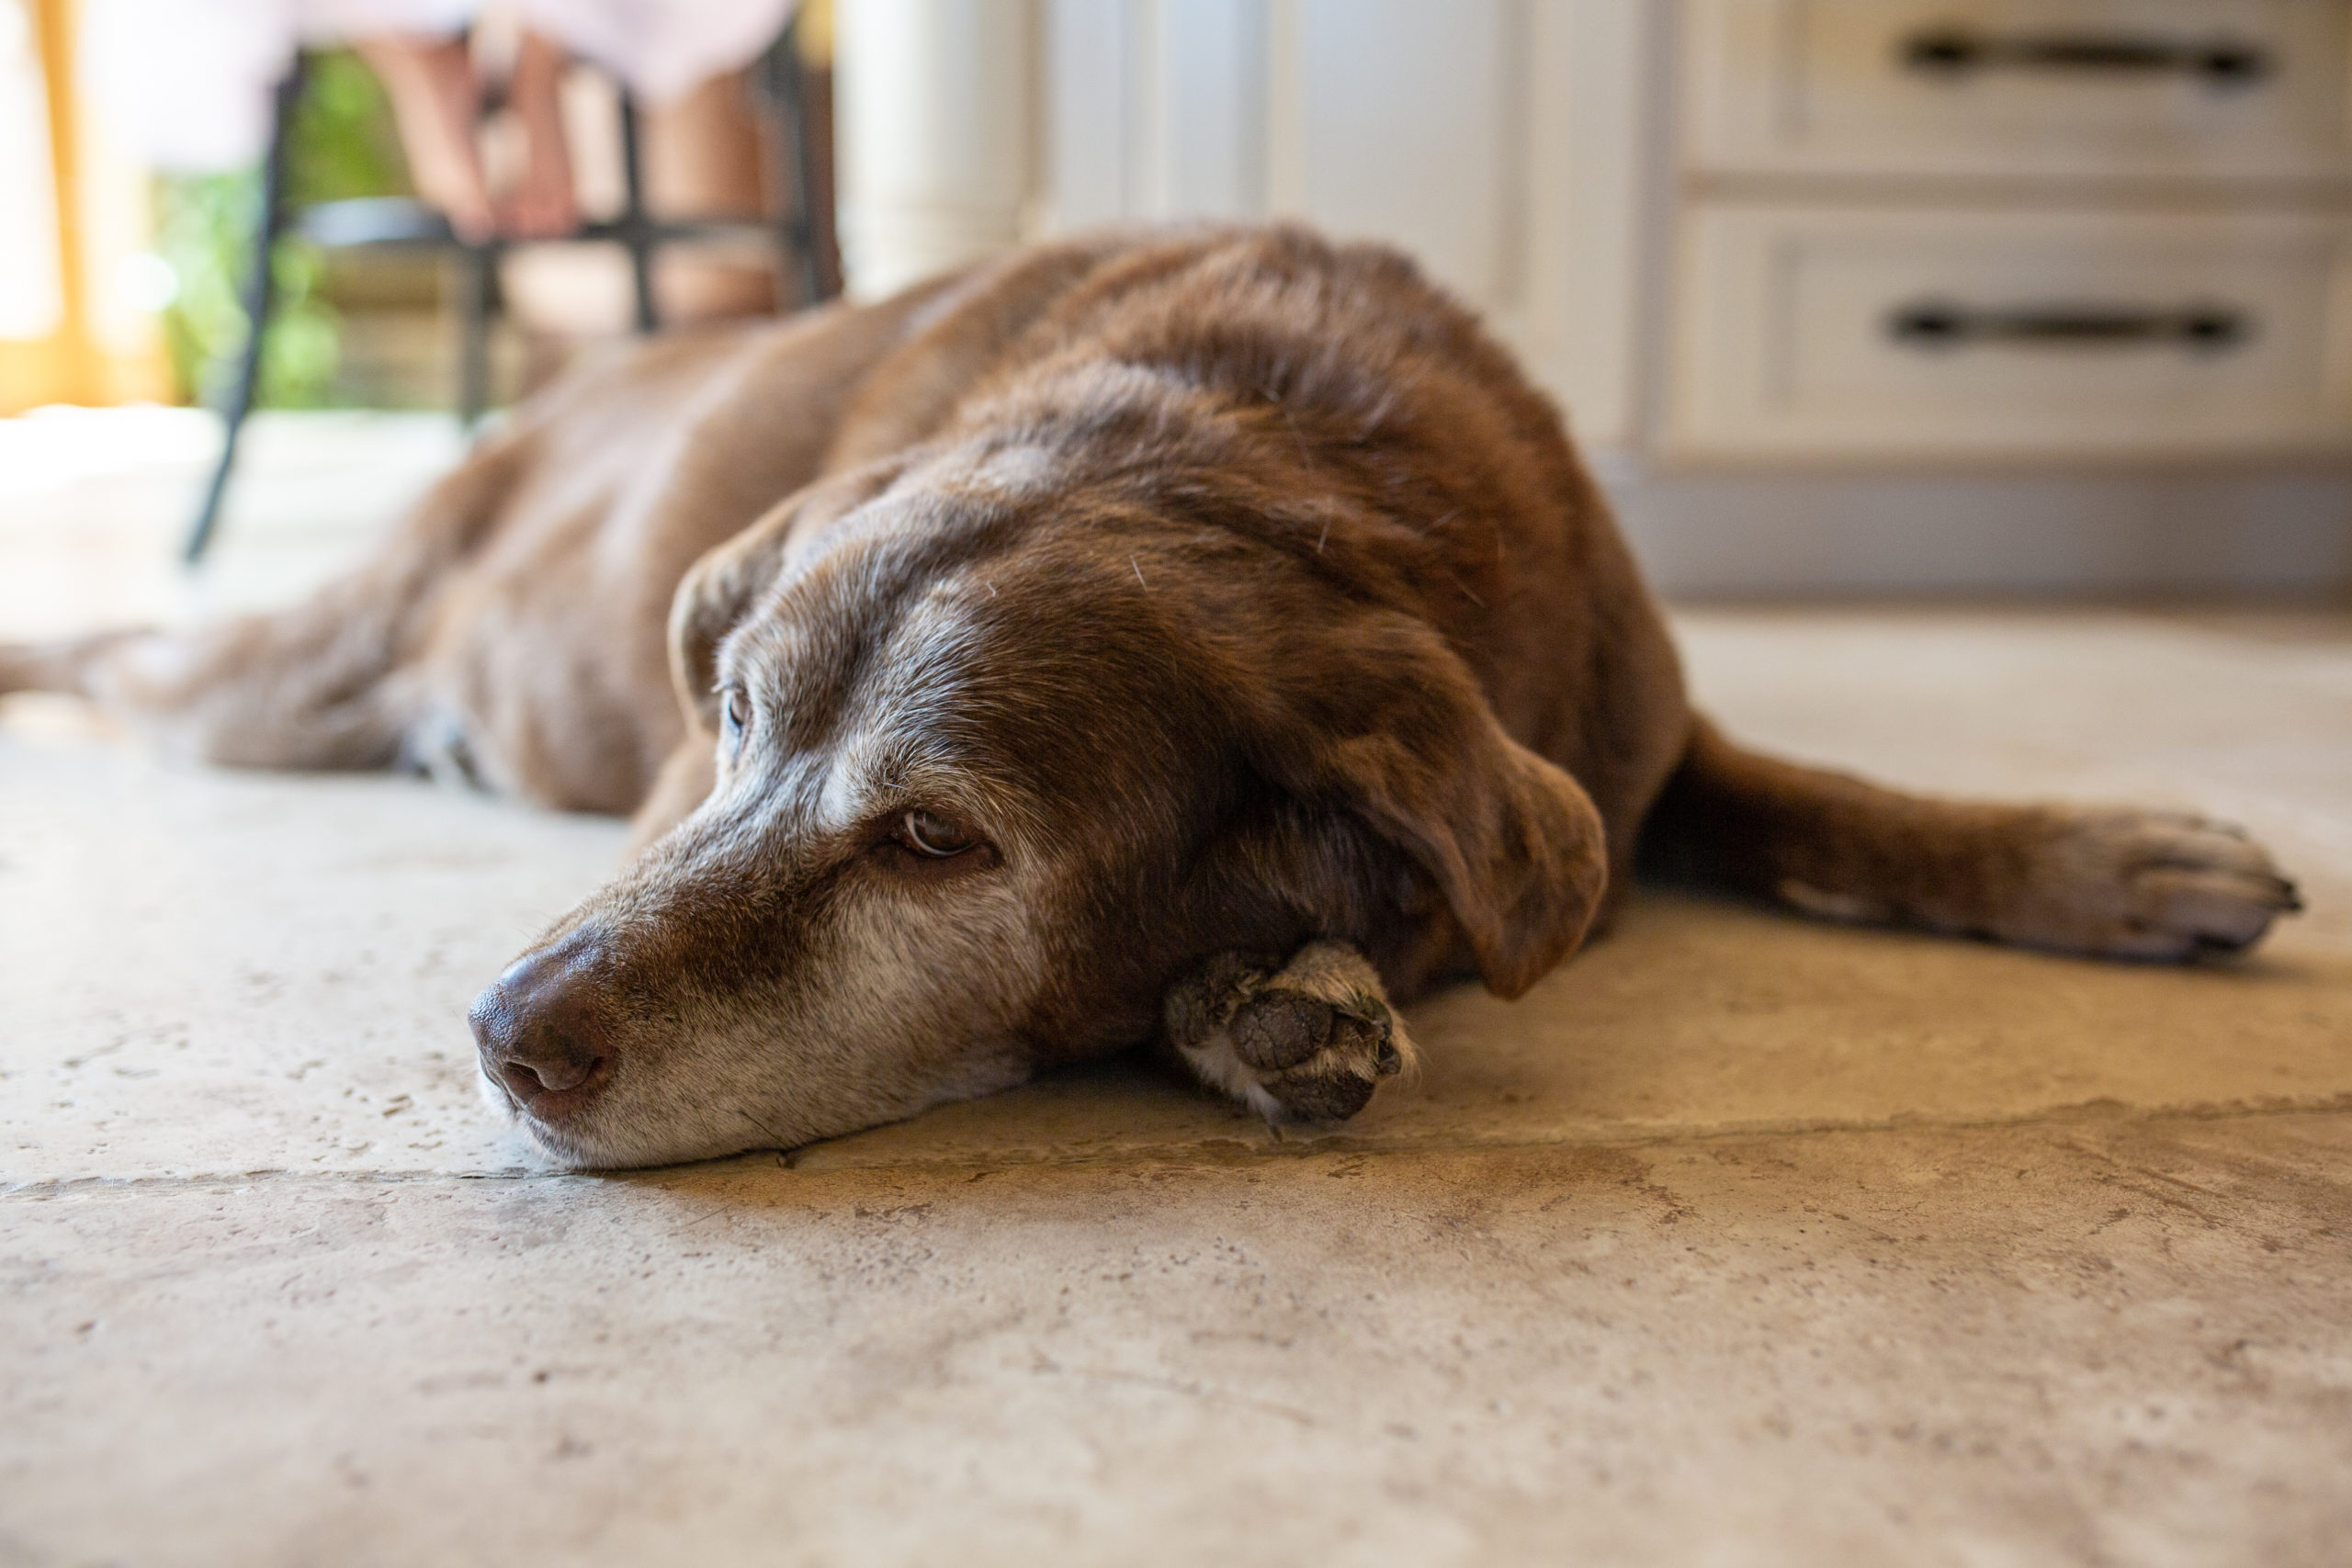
top-left (1164, 941), bottom-right (1416, 1122)
top-left (2000, 808), bottom-right (2302, 961)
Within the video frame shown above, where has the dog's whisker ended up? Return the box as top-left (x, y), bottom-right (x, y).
top-left (735, 1107), bottom-right (792, 1151)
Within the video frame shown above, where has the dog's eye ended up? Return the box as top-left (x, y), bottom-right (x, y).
top-left (899, 808), bottom-right (976, 858)
top-left (719, 686), bottom-right (750, 741)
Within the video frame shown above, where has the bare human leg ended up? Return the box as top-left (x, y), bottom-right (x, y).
top-left (643, 70), bottom-right (775, 321)
top-left (498, 28), bottom-right (579, 240)
top-left (359, 33), bottom-right (494, 243)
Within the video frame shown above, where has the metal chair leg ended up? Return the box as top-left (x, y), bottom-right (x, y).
top-left (617, 90), bottom-right (659, 333)
top-left (185, 59), bottom-right (307, 565)
top-left (454, 243), bottom-right (498, 427)
top-left (763, 21), bottom-right (830, 310)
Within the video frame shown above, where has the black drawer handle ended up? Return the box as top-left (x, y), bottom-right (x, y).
top-left (1902, 28), bottom-right (2274, 86)
top-left (1887, 301), bottom-right (2253, 352)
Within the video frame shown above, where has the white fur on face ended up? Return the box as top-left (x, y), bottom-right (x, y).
top-left (499, 781), bottom-right (1062, 1168)
top-left (497, 591), bottom-right (1072, 1168)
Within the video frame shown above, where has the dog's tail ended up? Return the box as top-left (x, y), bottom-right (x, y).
top-left (1, 637), bottom-right (68, 694)
top-left (1641, 714), bottom-right (2300, 962)
top-left (0, 630), bottom-right (144, 698)
top-left (3, 426), bottom-right (533, 770)
top-left (0, 612), bottom-right (413, 770)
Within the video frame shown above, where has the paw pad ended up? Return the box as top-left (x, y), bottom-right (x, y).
top-left (1229, 987), bottom-right (1404, 1122)
top-left (1164, 943), bottom-right (1418, 1124)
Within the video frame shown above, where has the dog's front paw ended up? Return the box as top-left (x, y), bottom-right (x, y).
top-left (2004, 808), bottom-right (2301, 961)
top-left (1164, 941), bottom-right (1415, 1122)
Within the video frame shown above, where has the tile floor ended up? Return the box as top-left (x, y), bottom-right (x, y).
top-left (4, 412), bottom-right (2348, 1566)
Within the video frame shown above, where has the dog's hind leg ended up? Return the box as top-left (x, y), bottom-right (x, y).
top-left (1163, 942), bottom-right (1419, 1122)
top-left (0, 431), bottom-right (528, 773)
top-left (1642, 716), bottom-right (2301, 962)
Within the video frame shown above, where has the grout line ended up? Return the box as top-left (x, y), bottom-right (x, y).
top-left (7, 1092), bottom-right (2350, 1196)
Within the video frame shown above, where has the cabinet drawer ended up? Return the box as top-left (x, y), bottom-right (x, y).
top-left (1682, 0), bottom-right (2352, 180)
top-left (1664, 204), bottom-right (2352, 461)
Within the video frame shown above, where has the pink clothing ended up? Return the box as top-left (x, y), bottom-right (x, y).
top-left (84, 0), bottom-right (799, 171)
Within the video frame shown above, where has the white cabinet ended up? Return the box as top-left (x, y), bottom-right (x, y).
top-left (1668, 205), bottom-right (2352, 461)
top-left (833, 0), bottom-right (1040, 302)
top-left (1672, 0), bottom-right (2352, 462)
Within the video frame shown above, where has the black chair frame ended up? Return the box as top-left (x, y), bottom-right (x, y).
top-left (184, 21), bottom-right (832, 564)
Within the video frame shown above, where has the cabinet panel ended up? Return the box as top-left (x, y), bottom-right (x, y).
top-left (1666, 203), bottom-right (2352, 460)
top-left (1683, 0), bottom-right (2352, 181)
top-left (1271, 0), bottom-right (1520, 303)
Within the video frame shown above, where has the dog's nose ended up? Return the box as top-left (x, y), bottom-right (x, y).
top-left (469, 938), bottom-right (616, 1115)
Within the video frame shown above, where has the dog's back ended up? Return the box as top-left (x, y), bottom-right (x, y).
top-left (803, 224), bottom-right (1694, 890)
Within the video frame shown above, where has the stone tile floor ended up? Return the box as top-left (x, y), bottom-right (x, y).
top-left (3, 412), bottom-right (2348, 1566)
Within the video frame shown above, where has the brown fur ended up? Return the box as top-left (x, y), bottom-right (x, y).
top-left (1, 225), bottom-right (2299, 1166)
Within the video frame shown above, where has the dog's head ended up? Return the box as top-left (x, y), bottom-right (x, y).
top-left (469, 434), bottom-right (1607, 1167)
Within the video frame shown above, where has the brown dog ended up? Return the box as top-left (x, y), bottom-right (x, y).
top-left (1, 225), bottom-right (2301, 1167)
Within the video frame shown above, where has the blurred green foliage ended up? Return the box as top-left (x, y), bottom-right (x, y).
top-left (155, 51), bottom-right (412, 407)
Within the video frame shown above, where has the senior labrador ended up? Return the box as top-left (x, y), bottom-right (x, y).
top-left (3, 226), bottom-right (2300, 1167)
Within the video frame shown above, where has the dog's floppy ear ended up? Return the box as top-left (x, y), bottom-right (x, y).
top-left (668, 459), bottom-right (904, 727)
top-left (1261, 617), bottom-right (1609, 999)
